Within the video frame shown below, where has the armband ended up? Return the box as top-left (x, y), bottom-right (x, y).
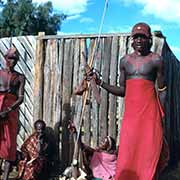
top-left (158, 86), bottom-right (167, 92)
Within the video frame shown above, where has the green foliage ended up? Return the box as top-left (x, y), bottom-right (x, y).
top-left (0, 0), bottom-right (67, 37)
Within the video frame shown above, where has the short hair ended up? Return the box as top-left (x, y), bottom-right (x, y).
top-left (131, 22), bottom-right (152, 38)
top-left (34, 119), bottom-right (46, 129)
top-left (4, 48), bottom-right (19, 61)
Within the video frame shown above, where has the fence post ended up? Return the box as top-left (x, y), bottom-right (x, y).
top-left (33, 32), bottom-right (45, 122)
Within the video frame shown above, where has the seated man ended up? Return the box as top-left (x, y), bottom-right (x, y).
top-left (68, 121), bottom-right (117, 180)
top-left (17, 119), bottom-right (53, 180)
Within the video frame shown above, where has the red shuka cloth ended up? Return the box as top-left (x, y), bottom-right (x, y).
top-left (18, 133), bottom-right (47, 180)
top-left (0, 93), bottom-right (18, 161)
top-left (115, 79), bottom-right (168, 180)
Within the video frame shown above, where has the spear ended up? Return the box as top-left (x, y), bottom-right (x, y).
top-left (71, 0), bottom-right (109, 178)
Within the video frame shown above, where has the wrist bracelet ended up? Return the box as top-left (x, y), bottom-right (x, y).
top-left (158, 86), bottom-right (167, 92)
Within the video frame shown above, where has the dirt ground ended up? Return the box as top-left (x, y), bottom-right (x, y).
top-left (1, 164), bottom-right (180, 180)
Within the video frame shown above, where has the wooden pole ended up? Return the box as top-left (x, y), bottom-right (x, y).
top-left (33, 32), bottom-right (45, 122)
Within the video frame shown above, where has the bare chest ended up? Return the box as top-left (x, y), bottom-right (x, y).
top-left (124, 55), bottom-right (156, 77)
top-left (0, 70), bottom-right (19, 91)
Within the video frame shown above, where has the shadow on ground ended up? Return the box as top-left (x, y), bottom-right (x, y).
top-left (1, 163), bottom-right (180, 180)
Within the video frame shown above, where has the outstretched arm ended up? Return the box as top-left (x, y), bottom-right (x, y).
top-left (68, 121), bottom-right (95, 155)
top-left (101, 58), bottom-right (126, 97)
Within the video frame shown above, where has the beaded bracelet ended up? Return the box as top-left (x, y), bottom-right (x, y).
top-left (158, 86), bottom-right (167, 92)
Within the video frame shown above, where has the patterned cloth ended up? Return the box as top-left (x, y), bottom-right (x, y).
top-left (0, 93), bottom-right (18, 161)
top-left (17, 133), bottom-right (48, 180)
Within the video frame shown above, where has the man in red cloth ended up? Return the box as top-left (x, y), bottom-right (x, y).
top-left (87, 22), bottom-right (169, 180)
top-left (0, 48), bottom-right (25, 180)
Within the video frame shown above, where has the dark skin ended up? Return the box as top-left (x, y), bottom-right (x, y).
top-left (34, 121), bottom-right (47, 156)
top-left (68, 121), bottom-right (116, 155)
top-left (35, 121), bottom-right (46, 138)
top-left (0, 55), bottom-right (25, 180)
top-left (20, 121), bottom-right (46, 160)
top-left (99, 34), bottom-right (166, 110)
top-left (86, 32), bottom-right (166, 180)
top-left (18, 121), bottom-right (49, 180)
top-left (68, 121), bottom-right (116, 178)
top-left (0, 56), bottom-right (25, 119)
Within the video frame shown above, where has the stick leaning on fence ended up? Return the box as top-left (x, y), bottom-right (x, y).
top-left (71, 41), bottom-right (100, 179)
top-left (71, 0), bottom-right (109, 179)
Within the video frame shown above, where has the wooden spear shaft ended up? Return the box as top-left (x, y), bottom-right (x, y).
top-left (72, 40), bottom-right (98, 179)
top-left (73, 40), bottom-right (98, 150)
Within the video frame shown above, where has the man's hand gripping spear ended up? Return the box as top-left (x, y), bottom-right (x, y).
top-left (74, 51), bottom-right (102, 104)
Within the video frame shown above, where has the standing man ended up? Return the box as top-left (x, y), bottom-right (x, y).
top-left (0, 48), bottom-right (25, 180)
top-left (87, 22), bottom-right (168, 180)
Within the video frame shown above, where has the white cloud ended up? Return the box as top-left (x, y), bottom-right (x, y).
top-left (150, 24), bottom-right (162, 31)
top-left (119, 0), bottom-right (180, 24)
top-left (66, 14), bottom-right (81, 21)
top-left (33, 0), bottom-right (90, 15)
top-left (107, 24), bottom-right (162, 34)
top-left (107, 25), bottom-right (131, 33)
top-left (80, 17), bottom-right (94, 23)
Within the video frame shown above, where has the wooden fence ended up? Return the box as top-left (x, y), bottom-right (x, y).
top-left (0, 32), bottom-right (180, 171)
top-left (161, 41), bottom-right (180, 166)
top-left (33, 32), bottom-right (170, 169)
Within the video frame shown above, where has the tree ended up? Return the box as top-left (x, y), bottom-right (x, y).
top-left (0, 0), bottom-right (67, 37)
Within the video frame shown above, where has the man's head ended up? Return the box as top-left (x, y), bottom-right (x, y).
top-left (131, 22), bottom-right (152, 54)
top-left (4, 48), bottom-right (19, 68)
top-left (34, 119), bottom-right (46, 135)
top-left (131, 22), bottom-right (151, 38)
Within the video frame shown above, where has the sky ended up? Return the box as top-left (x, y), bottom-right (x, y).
top-left (33, 0), bottom-right (180, 60)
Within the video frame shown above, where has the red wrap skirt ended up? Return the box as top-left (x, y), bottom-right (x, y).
top-left (0, 93), bottom-right (18, 161)
top-left (115, 79), bottom-right (168, 180)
